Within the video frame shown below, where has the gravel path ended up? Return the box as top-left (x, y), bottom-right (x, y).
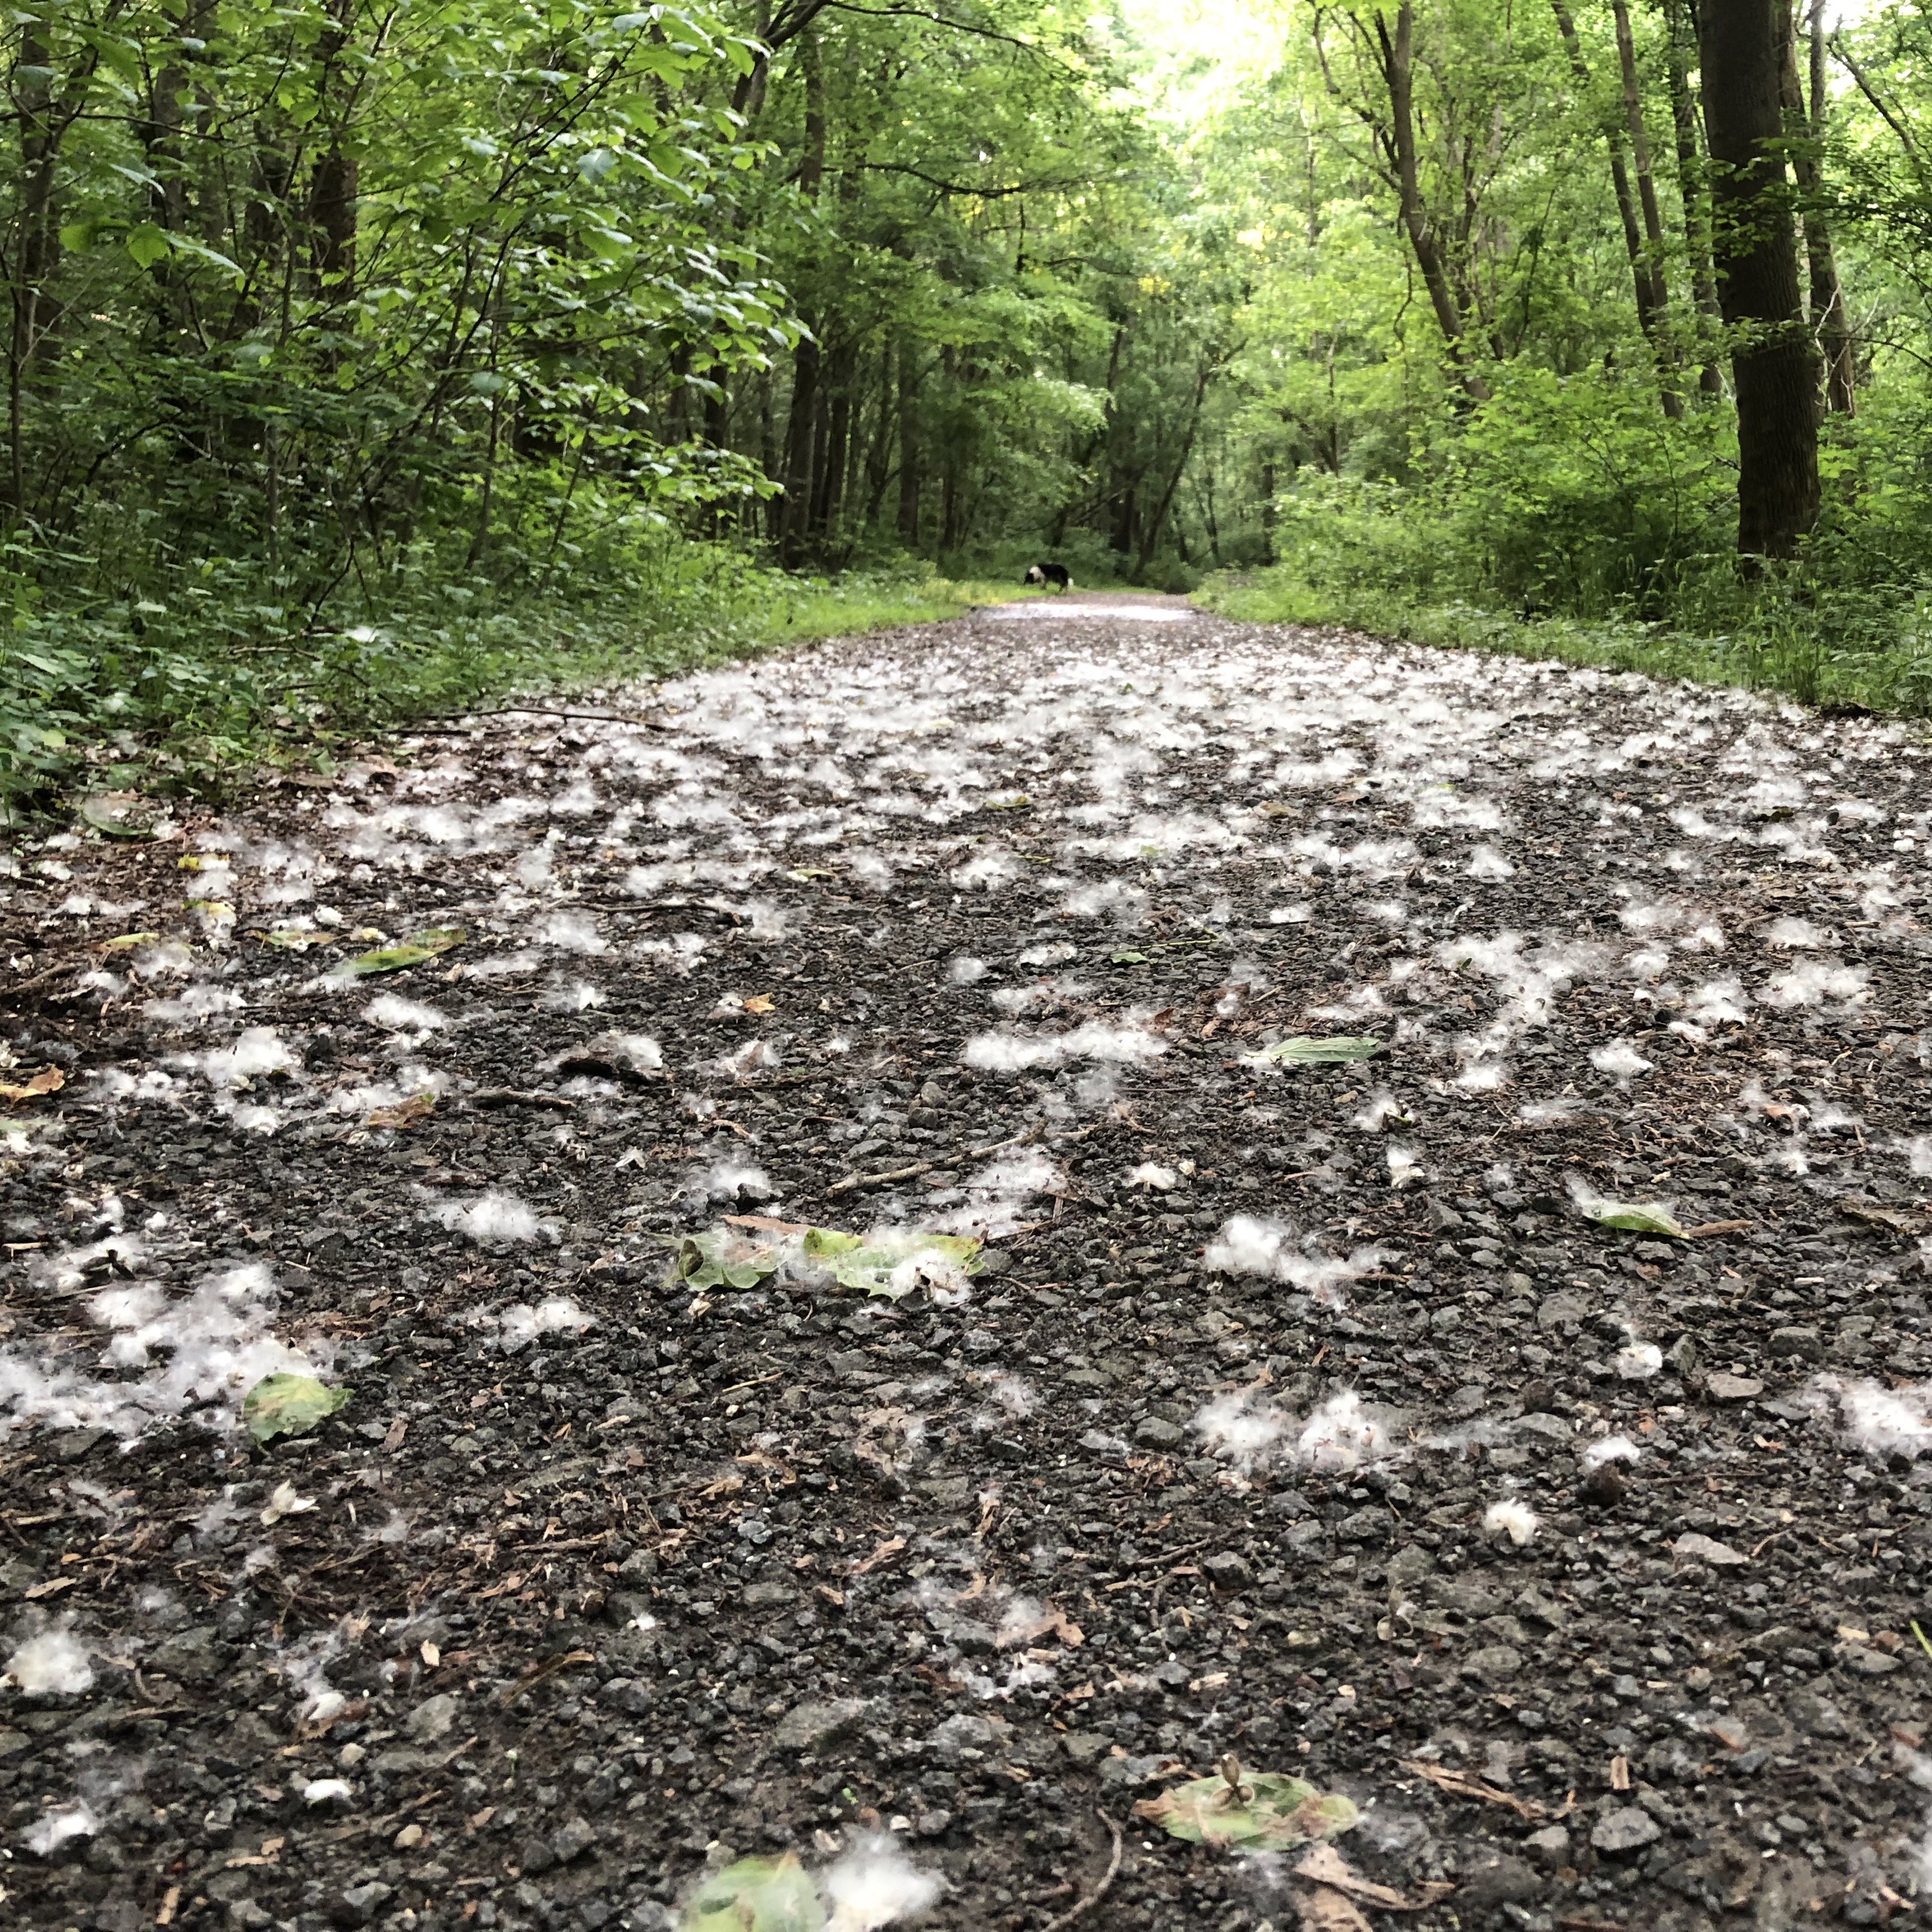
top-left (5, 599), bottom-right (1932, 1932)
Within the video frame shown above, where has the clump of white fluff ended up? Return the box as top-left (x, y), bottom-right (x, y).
top-left (1192, 1390), bottom-right (1287, 1471)
top-left (1202, 1215), bottom-right (1291, 1278)
top-left (1126, 1162), bottom-right (1179, 1190)
top-left (496, 1298), bottom-right (594, 1349)
top-left (1483, 1498), bottom-right (1539, 1546)
top-left (962, 1019), bottom-right (1165, 1073)
top-left (702, 1159), bottom-right (773, 1202)
top-left (822, 1831), bottom-right (943, 1931)
top-left (364, 995), bottom-right (448, 1032)
top-left (1297, 1390), bottom-right (1386, 1472)
top-left (5, 1623), bottom-right (93, 1697)
top-left (1611, 1341), bottom-right (1662, 1380)
top-left (1833, 1380), bottom-right (1932, 1457)
top-left (24, 1800), bottom-right (98, 1857)
top-left (1590, 1038), bottom-right (1653, 1082)
top-left (1583, 1435), bottom-right (1642, 1471)
top-left (433, 1192), bottom-right (546, 1245)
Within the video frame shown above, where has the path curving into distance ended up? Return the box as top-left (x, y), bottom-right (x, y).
top-left (4, 597), bottom-right (1932, 1930)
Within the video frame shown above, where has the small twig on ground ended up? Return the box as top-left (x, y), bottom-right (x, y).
top-left (825, 1126), bottom-right (1038, 1197)
top-left (1038, 1811), bottom-right (1123, 1931)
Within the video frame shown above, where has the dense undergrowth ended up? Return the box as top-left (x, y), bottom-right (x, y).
top-left (0, 544), bottom-right (1030, 813)
top-left (1194, 378), bottom-right (1932, 719)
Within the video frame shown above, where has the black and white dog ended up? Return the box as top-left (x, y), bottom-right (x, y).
top-left (1023, 563), bottom-right (1072, 592)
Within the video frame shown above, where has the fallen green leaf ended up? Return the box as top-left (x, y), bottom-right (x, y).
top-left (341, 927), bottom-right (465, 976)
top-left (100, 931), bottom-right (160, 952)
top-left (1579, 1197), bottom-right (1687, 1238)
top-left (77, 792), bottom-right (162, 839)
top-left (802, 1227), bottom-right (982, 1300)
top-left (241, 1372), bottom-right (351, 1444)
top-left (1110, 950), bottom-right (1150, 964)
top-left (1134, 1764), bottom-right (1359, 1852)
top-left (680, 1853), bottom-right (825, 1931)
top-left (1243, 1036), bottom-right (1383, 1067)
top-left (674, 1227), bottom-right (783, 1292)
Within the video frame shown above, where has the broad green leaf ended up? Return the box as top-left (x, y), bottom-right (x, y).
top-left (125, 223), bottom-right (169, 269)
top-left (341, 928), bottom-right (464, 976)
top-left (1133, 1767), bottom-right (1358, 1852)
top-left (1578, 1198), bottom-right (1687, 1238)
top-left (802, 1228), bottom-right (981, 1300)
top-left (675, 1227), bottom-right (783, 1292)
top-left (1111, 949), bottom-right (1149, 963)
top-left (100, 931), bottom-right (160, 951)
top-left (77, 792), bottom-right (162, 839)
top-left (1241, 1036), bottom-right (1383, 1067)
top-left (679, 1853), bottom-right (824, 1931)
top-left (242, 1373), bottom-right (351, 1444)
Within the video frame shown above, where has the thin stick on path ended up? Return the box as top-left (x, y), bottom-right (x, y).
top-left (1039, 1810), bottom-right (1123, 1931)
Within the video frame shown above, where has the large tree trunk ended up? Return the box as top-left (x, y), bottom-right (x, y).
top-left (1699, 0), bottom-right (1820, 557)
top-left (1374, 5), bottom-right (1489, 400)
top-left (1663, 0), bottom-right (1724, 395)
top-left (1611, 0), bottom-right (1682, 415)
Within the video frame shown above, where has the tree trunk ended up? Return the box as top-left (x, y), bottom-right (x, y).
top-left (1260, 460), bottom-right (1276, 565)
top-left (1374, 5), bottom-right (1489, 400)
top-left (778, 23), bottom-right (825, 566)
top-left (1551, 1), bottom-right (1667, 370)
top-left (1135, 358), bottom-right (1212, 579)
top-left (8, 27), bottom-right (63, 517)
top-left (1790, 0), bottom-right (1853, 413)
top-left (1699, 0), bottom-right (1820, 556)
top-left (896, 342), bottom-right (919, 547)
top-left (1611, 0), bottom-right (1682, 415)
top-left (861, 349), bottom-right (895, 532)
top-left (1664, 0), bottom-right (1724, 395)
top-left (309, 0), bottom-right (357, 300)
top-left (813, 342), bottom-right (853, 537)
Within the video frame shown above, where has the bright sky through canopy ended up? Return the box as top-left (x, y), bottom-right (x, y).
top-left (1114, 0), bottom-right (1282, 125)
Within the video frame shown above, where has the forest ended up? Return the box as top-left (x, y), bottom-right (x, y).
top-left (3, 0), bottom-right (1931, 802)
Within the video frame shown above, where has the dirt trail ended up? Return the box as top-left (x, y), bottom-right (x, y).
top-left (4, 601), bottom-right (1932, 1932)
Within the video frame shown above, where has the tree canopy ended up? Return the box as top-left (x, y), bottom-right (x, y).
top-left (8, 0), bottom-right (1932, 793)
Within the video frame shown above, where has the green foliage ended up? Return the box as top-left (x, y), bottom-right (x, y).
top-left (241, 1373), bottom-right (351, 1444)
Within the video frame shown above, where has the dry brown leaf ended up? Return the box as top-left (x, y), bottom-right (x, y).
top-left (722, 1212), bottom-right (813, 1234)
top-left (366, 1091), bottom-right (436, 1130)
top-left (1682, 1218), bottom-right (1756, 1239)
top-left (999, 1606), bottom-right (1084, 1649)
top-left (1295, 1885), bottom-right (1372, 1932)
top-left (848, 1533), bottom-right (906, 1576)
top-left (0, 1066), bottom-right (64, 1103)
top-left (1399, 1758), bottom-right (1545, 1821)
top-left (742, 993), bottom-right (774, 1014)
top-left (1292, 1844), bottom-right (1418, 1909)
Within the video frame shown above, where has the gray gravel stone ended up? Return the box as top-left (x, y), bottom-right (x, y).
top-left (774, 1697), bottom-right (870, 1752)
top-left (1592, 1806), bottom-right (1663, 1854)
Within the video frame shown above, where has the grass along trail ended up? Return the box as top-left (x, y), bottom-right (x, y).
top-left (3, 598), bottom-right (1932, 1931)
